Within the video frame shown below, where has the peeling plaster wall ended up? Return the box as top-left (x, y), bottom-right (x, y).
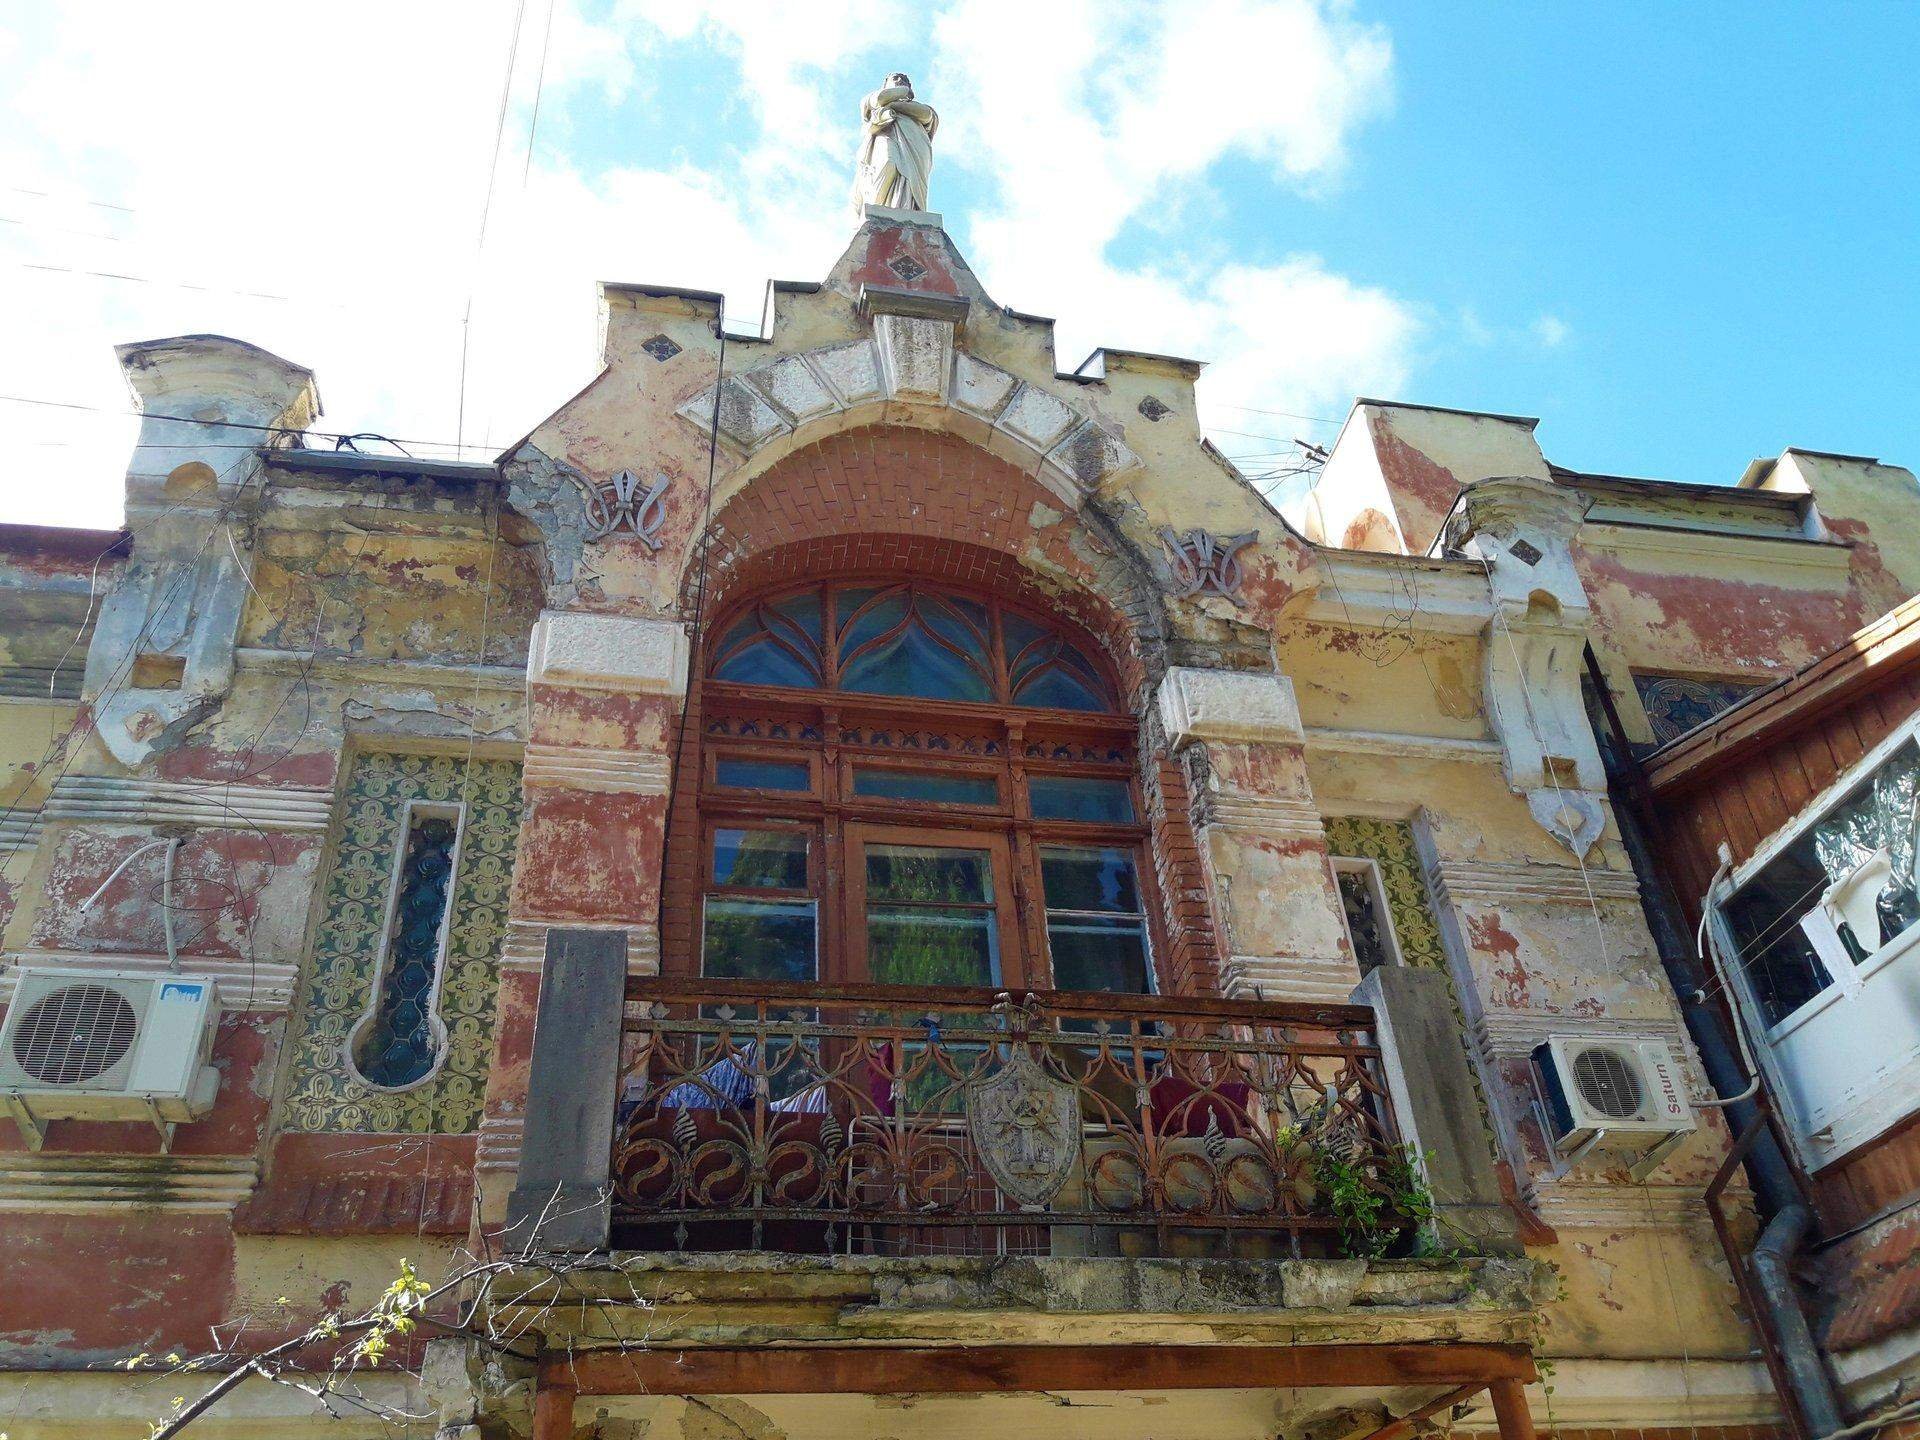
top-left (0, 423), bottom-right (531, 1378)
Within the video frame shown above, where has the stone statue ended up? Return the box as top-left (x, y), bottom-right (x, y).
top-left (852, 73), bottom-right (938, 214)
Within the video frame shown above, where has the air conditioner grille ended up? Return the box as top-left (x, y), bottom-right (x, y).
top-left (11, 984), bottom-right (138, 1084)
top-left (1571, 1046), bottom-right (1643, 1120)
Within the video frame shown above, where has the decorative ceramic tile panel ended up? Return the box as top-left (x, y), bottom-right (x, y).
top-left (1322, 816), bottom-right (1446, 969)
top-left (1325, 815), bottom-right (1502, 1165)
top-left (282, 752), bottom-right (522, 1134)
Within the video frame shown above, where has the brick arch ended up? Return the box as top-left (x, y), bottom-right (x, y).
top-left (659, 425), bottom-right (1225, 998)
top-left (679, 424), bottom-right (1168, 705)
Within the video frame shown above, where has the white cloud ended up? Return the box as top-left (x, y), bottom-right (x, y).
top-left (0, 0), bottom-right (1416, 526)
top-left (929, 0), bottom-right (1408, 473)
top-left (1533, 313), bottom-right (1571, 348)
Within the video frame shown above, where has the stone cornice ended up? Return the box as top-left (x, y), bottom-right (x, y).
top-left (1194, 791), bottom-right (1324, 840)
top-left (1426, 857), bottom-right (1641, 907)
top-left (1220, 954), bottom-right (1361, 1006)
top-left (1469, 1004), bottom-right (1688, 1062)
top-left (1302, 727), bottom-right (1503, 764)
top-left (1304, 550), bottom-right (1492, 635)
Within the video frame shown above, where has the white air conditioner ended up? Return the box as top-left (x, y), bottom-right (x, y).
top-left (0, 968), bottom-right (221, 1150)
top-left (1532, 1035), bottom-right (1695, 1165)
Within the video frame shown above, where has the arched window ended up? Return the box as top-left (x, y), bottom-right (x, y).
top-left (685, 581), bottom-right (1155, 997)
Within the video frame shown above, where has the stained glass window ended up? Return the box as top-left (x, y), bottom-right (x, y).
top-left (1634, 672), bottom-right (1768, 746)
top-left (353, 811), bottom-right (458, 1089)
top-left (704, 582), bottom-right (1115, 712)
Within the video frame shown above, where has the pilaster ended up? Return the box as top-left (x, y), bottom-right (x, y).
top-left (1154, 666), bottom-right (1355, 1003)
top-left (479, 609), bottom-right (686, 1227)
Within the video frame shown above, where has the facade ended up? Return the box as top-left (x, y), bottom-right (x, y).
top-left (2, 92), bottom-right (1919, 1440)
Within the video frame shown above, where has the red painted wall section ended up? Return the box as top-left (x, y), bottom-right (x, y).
top-left (512, 788), bottom-right (665, 927)
top-left (0, 1212), bottom-right (237, 1367)
top-left (847, 222), bottom-right (967, 300)
top-left (1371, 416), bottom-right (1469, 556)
top-left (31, 827), bottom-right (321, 959)
top-left (238, 1133), bottom-right (476, 1234)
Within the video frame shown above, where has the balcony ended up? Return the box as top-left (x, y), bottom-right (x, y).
top-left (608, 978), bottom-right (1407, 1259)
top-left (496, 932), bottom-right (1548, 1440)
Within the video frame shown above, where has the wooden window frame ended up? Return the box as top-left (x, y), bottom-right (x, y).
top-left (841, 822), bottom-right (1025, 989)
top-left (682, 577), bottom-right (1167, 997)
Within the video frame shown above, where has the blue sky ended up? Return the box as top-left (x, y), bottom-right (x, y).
top-left (1, 2), bottom-right (1914, 527)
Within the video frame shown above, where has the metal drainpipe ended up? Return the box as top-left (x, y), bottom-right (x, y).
top-left (1580, 649), bottom-right (1845, 1431)
top-left (1753, 1203), bottom-right (1845, 1437)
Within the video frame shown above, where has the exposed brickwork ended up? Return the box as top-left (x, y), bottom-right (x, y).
top-left (1820, 1206), bottom-right (1920, 1351)
top-left (1146, 750), bottom-right (1222, 997)
top-left (690, 424), bottom-right (1164, 705)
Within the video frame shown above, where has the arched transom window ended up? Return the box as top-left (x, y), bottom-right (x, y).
top-left (686, 580), bottom-right (1156, 998)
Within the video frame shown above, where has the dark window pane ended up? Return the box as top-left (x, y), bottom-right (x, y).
top-left (920, 590), bottom-right (989, 653)
top-left (1040, 845), bottom-right (1141, 914)
top-left (866, 844), bottom-right (993, 904)
top-left (1723, 845), bottom-right (1833, 1027)
top-left (712, 829), bottom-right (809, 890)
top-left (867, 906), bottom-right (999, 987)
top-left (1029, 774), bottom-right (1135, 822)
top-left (1048, 914), bottom-right (1151, 995)
top-left (355, 813), bottom-right (457, 1088)
top-left (1004, 610), bottom-right (1111, 712)
top-left (703, 898), bottom-right (817, 983)
top-left (853, 768), bottom-right (998, 806)
top-left (1001, 610), bottom-right (1047, 664)
top-left (711, 595), bottom-right (824, 688)
top-left (714, 757), bottom-right (810, 792)
top-left (770, 590), bottom-right (823, 645)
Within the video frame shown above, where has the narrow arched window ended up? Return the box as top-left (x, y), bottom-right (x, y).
top-left (683, 580), bottom-right (1154, 997)
top-left (352, 803), bottom-right (463, 1088)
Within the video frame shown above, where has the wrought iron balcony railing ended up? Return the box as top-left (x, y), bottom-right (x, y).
top-left (611, 978), bottom-right (1405, 1258)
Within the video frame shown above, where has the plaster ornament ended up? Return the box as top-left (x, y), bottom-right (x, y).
top-left (1160, 527), bottom-right (1257, 602)
top-left (1527, 788), bottom-right (1606, 859)
top-left (578, 468), bottom-right (670, 548)
top-left (852, 73), bottom-right (938, 213)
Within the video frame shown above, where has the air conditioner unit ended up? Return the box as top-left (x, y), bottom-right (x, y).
top-left (1532, 1035), bottom-right (1695, 1163)
top-left (0, 969), bottom-right (221, 1150)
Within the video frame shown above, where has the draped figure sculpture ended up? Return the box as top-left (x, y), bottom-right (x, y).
top-left (852, 73), bottom-right (939, 214)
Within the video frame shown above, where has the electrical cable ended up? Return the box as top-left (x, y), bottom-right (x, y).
top-left (456, 0), bottom-right (531, 458)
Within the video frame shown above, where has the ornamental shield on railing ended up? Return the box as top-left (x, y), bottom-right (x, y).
top-left (967, 996), bottom-right (1080, 1208)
